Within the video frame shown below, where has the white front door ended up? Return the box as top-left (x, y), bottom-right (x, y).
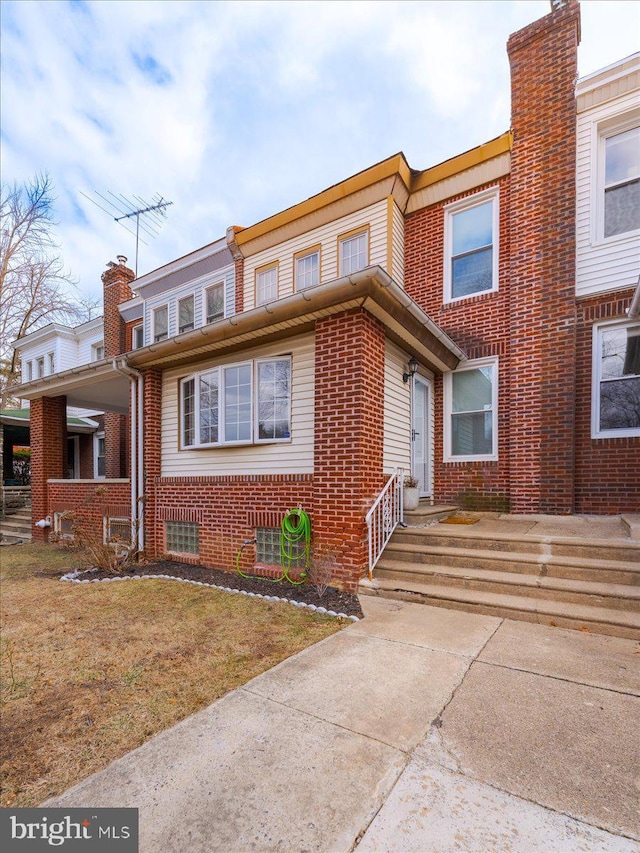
top-left (412, 376), bottom-right (431, 497)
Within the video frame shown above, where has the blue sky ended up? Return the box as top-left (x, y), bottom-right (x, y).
top-left (1, 0), bottom-right (638, 302)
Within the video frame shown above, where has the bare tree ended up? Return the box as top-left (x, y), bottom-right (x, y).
top-left (0, 174), bottom-right (80, 408)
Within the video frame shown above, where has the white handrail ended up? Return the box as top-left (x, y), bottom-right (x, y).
top-left (365, 468), bottom-right (404, 580)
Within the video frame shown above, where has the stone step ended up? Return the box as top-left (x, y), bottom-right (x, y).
top-left (375, 559), bottom-right (640, 612)
top-left (0, 530), bottom-right (31, 543)
top-left (359, 577), bottom-right (640, 640)
top-left (403, 504), bottom-right (458, 525)
top-left (382, 542), bottom-right (640, 584)
top-left (0, 517), bottom-right (33, 533)
top-left (392, 526), bottom-right (640, 564)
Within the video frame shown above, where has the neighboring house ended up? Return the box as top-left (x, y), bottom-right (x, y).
top-left (13, 0), bottom-right (640, 592)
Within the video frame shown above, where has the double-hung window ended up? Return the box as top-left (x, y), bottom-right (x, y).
top-left (178, 295), bottom-right (195, 334)
top-left (295, 249), bottom-right (320, 290)
top-left (181, 357), bottom-right (291, 448)
top-left (339, 230), bottom-right (368, 275)
top-left (48, 352), bottom-right (55, 374)
top-left (592, 321), bottom-right (640, 437)
top-left (132, 324), bottom-right (144, 349)
top-left (153, 305), bottom-right (168, 342)
top-left (602, 125), bottom-right (640, 238)
top-left (205, 282), bottom-right (225, 323)
top-left (256, 264), bottom-right (278, 305)
top-left (444, 359), bottom-right (498, 461)
top-left (36, 356), bottom-right (45, 378)
top-left (92, 343), bottom-right (104, 361)
top-left (445, 189), bottom-right (499, 302)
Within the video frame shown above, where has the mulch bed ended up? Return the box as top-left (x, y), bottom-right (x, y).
top-left (91, 559), bottom-right (364, 619)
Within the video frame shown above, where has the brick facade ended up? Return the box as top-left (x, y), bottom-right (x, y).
top-left (30, 396), bottom-right (67, 542)
top-left (575, 290), bottom-right (640, 513)
top-left (48, 480), bottom-right (131, 543)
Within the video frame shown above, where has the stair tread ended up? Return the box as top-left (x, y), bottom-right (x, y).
top-left (396, 525), bottom-right (640, 551)
top-left (384, 542), bottom-right (640, 573)
top-left (375, 559), bottom-right (640, 597)
top-left (364, 577), bottom-right (640, 628)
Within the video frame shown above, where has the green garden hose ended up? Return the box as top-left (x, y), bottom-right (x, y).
top-left (236, 507), bottom-right (311, 585)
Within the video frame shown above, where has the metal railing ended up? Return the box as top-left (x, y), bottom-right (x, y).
top-left (365, 468), bottom-right (404, 580)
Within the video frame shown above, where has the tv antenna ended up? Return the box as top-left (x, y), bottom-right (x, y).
top-left (80, 191), bottom-right (173, 277)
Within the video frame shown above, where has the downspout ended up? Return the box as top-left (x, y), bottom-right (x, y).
top-left (627, 274), bottom-right (640, 320)
top-left (112, 359), bottom-right (144, 555)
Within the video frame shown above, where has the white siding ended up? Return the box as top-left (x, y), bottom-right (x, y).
top-left (576, 87), bottom-right (640, 298)
top-left (243, 199), bottom-right (389, 310)
top-left (391, 201), bottom-right (405, 287)
top-left (78, 329), bottom-right (104, 364)
top-left (383, 341), bottom-right (411, 474)
top-left (161, 333), bottom-right (315, 476)
top-left (143, 265), bottom-right (235, 345)
top-left (19, 337), bottom-right (70, 379)
top-left (58, 336), bottom-right (79, 371)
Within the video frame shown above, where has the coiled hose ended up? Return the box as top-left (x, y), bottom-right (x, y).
top-left (236, 507), bottom-right (311, 585)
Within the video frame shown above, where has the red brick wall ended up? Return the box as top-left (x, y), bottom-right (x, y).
top-left (154, 475), bottom-right (314, 573)
top-left (78, 433), bottom-right (94, 479)
top-left (102, 259), bottom-right (135, 359)
top-left (405, 178), bottom-right (513, 510)
top-left (313, 309), bottom-right (386, 589)
top-left (104, 412), bottom-right (129, 479)
top-left (48, 480), bottom-right (131, 543)
top-left (30, 396), bottom-right (67, 542)
top-left (142, 368), bottom-right (163, 557)
top-left (403, 1), bottom-right (580, 514)
top-left (234, 257), bottom-right (244, 314)
top-left (507, 0), bottom-right (580, 513)
top-left (575, 290), bottom-right (640, 513)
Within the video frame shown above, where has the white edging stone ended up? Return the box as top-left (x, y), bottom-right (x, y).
top-left (60, 569), bottom-right (359, 621)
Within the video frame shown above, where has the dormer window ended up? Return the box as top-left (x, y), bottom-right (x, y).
top-left (153, 305), bottom-right (168, 342)
top-left (603, 125), bottom-right (640, 238)
top-left (205, 282), bottom-right (225, 324)
top-left (178, 295), bottom-right (195, 334)
top-left (36, 356), bottom-right (45, 377)
top-left (295, 248), bottom-right (320, 290)
top-left (92, 343), bottom-right (104, 361)
top-left (339, 230), bottom-right (368, 275)
top-left (132, 324), bottom-right (144, 349)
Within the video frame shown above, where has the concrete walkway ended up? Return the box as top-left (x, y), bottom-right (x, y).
top-left (46, 598), bottom-right (640, 852)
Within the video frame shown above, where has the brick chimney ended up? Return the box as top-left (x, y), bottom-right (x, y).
top-left (507, 0), bottom-right (581, 514)
top-left (102, 255), bottom-right (135, 358)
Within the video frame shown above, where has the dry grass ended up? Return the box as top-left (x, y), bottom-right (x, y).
top-left (0, 544), bottom-right (343, 807)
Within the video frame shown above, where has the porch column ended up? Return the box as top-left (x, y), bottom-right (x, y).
top-left (313, 309), bottom-right (386, 592)
top-left (142, 368), bottom-right (162, 557)
top-left (31, 396), bottom-right (67, 542)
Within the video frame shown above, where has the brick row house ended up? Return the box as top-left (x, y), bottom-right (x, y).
top-left (14, 0), bottom-right (639, 593)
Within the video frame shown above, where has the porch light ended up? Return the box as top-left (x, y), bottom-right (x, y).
top-left (403, 356), bottom-right (418, 383)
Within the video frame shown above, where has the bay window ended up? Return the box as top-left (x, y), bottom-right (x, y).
top-left (181, 356), bottom-right (291, 448)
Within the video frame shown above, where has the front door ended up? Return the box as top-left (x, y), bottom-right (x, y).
top-left (411, 376), bottom-right (431, 497)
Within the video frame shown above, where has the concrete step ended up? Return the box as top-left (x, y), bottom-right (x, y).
top-left (382, 542), bottom-right (640, 584)
top-left (375, 559), bottom-right (640, 612)
top-left (392, 526), bottom-right (640, 565)
top-left (359, 577), bottom-right (640, 640)
top-left (0, 530), bottom-right (31, 543)
top-left (403, 504), bottom-right (458, 526)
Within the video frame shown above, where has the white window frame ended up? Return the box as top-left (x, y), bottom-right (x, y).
top-left (180, 356), bottom-right (292, 449)
top-left (26, 361), bottom-right (33, 381)
top-left (132, 324), bottom-right (144, 349)
top-left (152, 304), bottom-right (169, 343)
top-left (103, 516), bottom-right (132, 552)
top-left (53, 512), bottom-right (74, 541)
top-left (256, 265), bottom-right (279, 305)
top-left (48, 352), bottom-right (55, 374)
top-left (444, 187), bottom-right (499, 304)
top-left (91, 342), bottom-right (104, 362)
top-left (178, 294), bottom-right (195, 335)
top-left (204, 280), bottom-right (226, 324)
top-left (36, 356), bottom-right (45, 378)
top-left (593, 110), bottom-right (640, 244)
top-left (339, 230), bottom-right (368, 276)
top-left (294, 249), bottom-right (320, 291)
top-left (591, 319), bottom-right (640, 439)
top-left (94, 432), bottom-right (106, 478)
top-left (443, 357), bottom-right (499, 462)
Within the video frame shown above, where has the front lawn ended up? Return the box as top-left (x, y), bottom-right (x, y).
top-left (0, 544), bottom-right (343, 807)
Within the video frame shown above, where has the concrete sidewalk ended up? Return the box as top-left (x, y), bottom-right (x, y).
top-left (46, 598), bottom-right (640, 852)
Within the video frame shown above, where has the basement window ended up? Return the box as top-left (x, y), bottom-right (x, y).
top-left (53, 512), bottom-right (74, 541)
top-left (104, 517), bottom-right (131, 548)
top-left (166, 521), bottom-right (199, 555)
